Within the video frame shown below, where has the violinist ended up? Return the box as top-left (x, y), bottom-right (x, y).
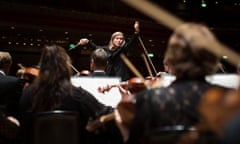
top-left (19, 44), bottom-right (123, 144)
top-left (0, 51), bottom-right (25, 143)
top-left (78, 21), bottom-right (140, 81)
top-left (0, 52), bottom-right (25, 117)
top-left (115, 23), bottom-right (228, 144)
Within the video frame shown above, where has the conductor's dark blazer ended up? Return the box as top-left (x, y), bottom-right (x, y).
top-left (0, 73), bottom-right (24, 117)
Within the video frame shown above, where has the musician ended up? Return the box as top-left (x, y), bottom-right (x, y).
top-left (78, 21), bottom-right (140, 81)
top-left (18, 44), bottom-right (122, 144)
top-left (0, 51), bottom-right (25, 117)
top-left (0, 51), bottom-right (25, 143)
top-left (90, 48), bottom-right (108, 77)
top-left (115, 23), bottom-right (228, 144)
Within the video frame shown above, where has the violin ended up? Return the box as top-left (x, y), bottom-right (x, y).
top-left (16, 64), bottom-right (39, 87)
top-left (87, 54), bottom-right (163, 133)
top-left (87, 77), bottom-right (146, 132)
top-left (87, 77), bottom-right (163, 132)
top-left (97, 77), bottom-right (149, 94)
top-left (97, 81), bottom-right (128, 93)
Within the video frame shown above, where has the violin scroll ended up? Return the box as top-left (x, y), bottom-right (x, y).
top-left (97, 77), bottom-right (146, 94)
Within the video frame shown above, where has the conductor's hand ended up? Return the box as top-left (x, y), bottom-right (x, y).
top-left (79, 38), bottom-right (89, 45)
top-left (134, 21), bottom-right (140, 33)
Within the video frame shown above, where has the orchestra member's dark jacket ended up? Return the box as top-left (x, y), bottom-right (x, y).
top-left (127, 78), bottom-right (229, 144)
top-left (0, 73), bottom-right (24, 117)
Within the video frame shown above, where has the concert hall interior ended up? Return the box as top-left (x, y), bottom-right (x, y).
top-left (1, 1), bottom-right (240, 144)
top-left (0, 0), bottom-right (239, 76)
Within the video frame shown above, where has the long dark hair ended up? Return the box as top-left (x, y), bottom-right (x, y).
top-left (31, 44), bottom-right (73, 112)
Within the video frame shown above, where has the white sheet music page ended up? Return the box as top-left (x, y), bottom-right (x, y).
top-left (161, 74), bottom-right (239, 89)
top-left (71, 77), bottom-right (122, 107)
top-left (205, 74), bottom-right (240, 89)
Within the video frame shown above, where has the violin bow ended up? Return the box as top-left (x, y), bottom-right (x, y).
top-left (141, 53), bottom-right (153, 77)
top-left (120, 54), bottom-right (144, 80)
top-left (86, 113), bottom-right (115, 132)
top-left (68, 63), bottom-right (80, 74)
top-left (138, 36), bottom-right (158, 76)
top-left (17, 63), bottom-right (25, 69)
top-left (122, 0), bottom-right (240, 67)
top-left (218, 62), bottom-right (226, 73)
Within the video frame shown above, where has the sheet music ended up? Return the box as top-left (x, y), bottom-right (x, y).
top-left (71, 77), bottom-right (122, 107)
top-left (71, 74), bottom-right (239, 107)
top-left (161, 74), bottom-right (240, 89)
top-left (205, 74), bottom-right (240, 89)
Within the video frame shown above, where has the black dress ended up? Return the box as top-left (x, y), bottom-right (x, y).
top-left (127, 78), bottom-right (227, 144)
top-left (19, 85), bottom-right (123, 144)
top-left (87, 33), bottom-right (139, 81)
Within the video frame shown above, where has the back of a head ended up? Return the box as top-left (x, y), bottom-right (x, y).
top-left (164, 23), bottom-right (219, 79)
top-left (0, 51), bottom-right (12, 74)
top-left (39, 44), bottom-right (72, 80)
top-left (31, 44), bottom-right (73, 112)
top-left (90, 48), bottom-right (108, 70)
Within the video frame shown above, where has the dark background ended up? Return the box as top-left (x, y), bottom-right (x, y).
top-left (0, 0), bottom-right (239, 77)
